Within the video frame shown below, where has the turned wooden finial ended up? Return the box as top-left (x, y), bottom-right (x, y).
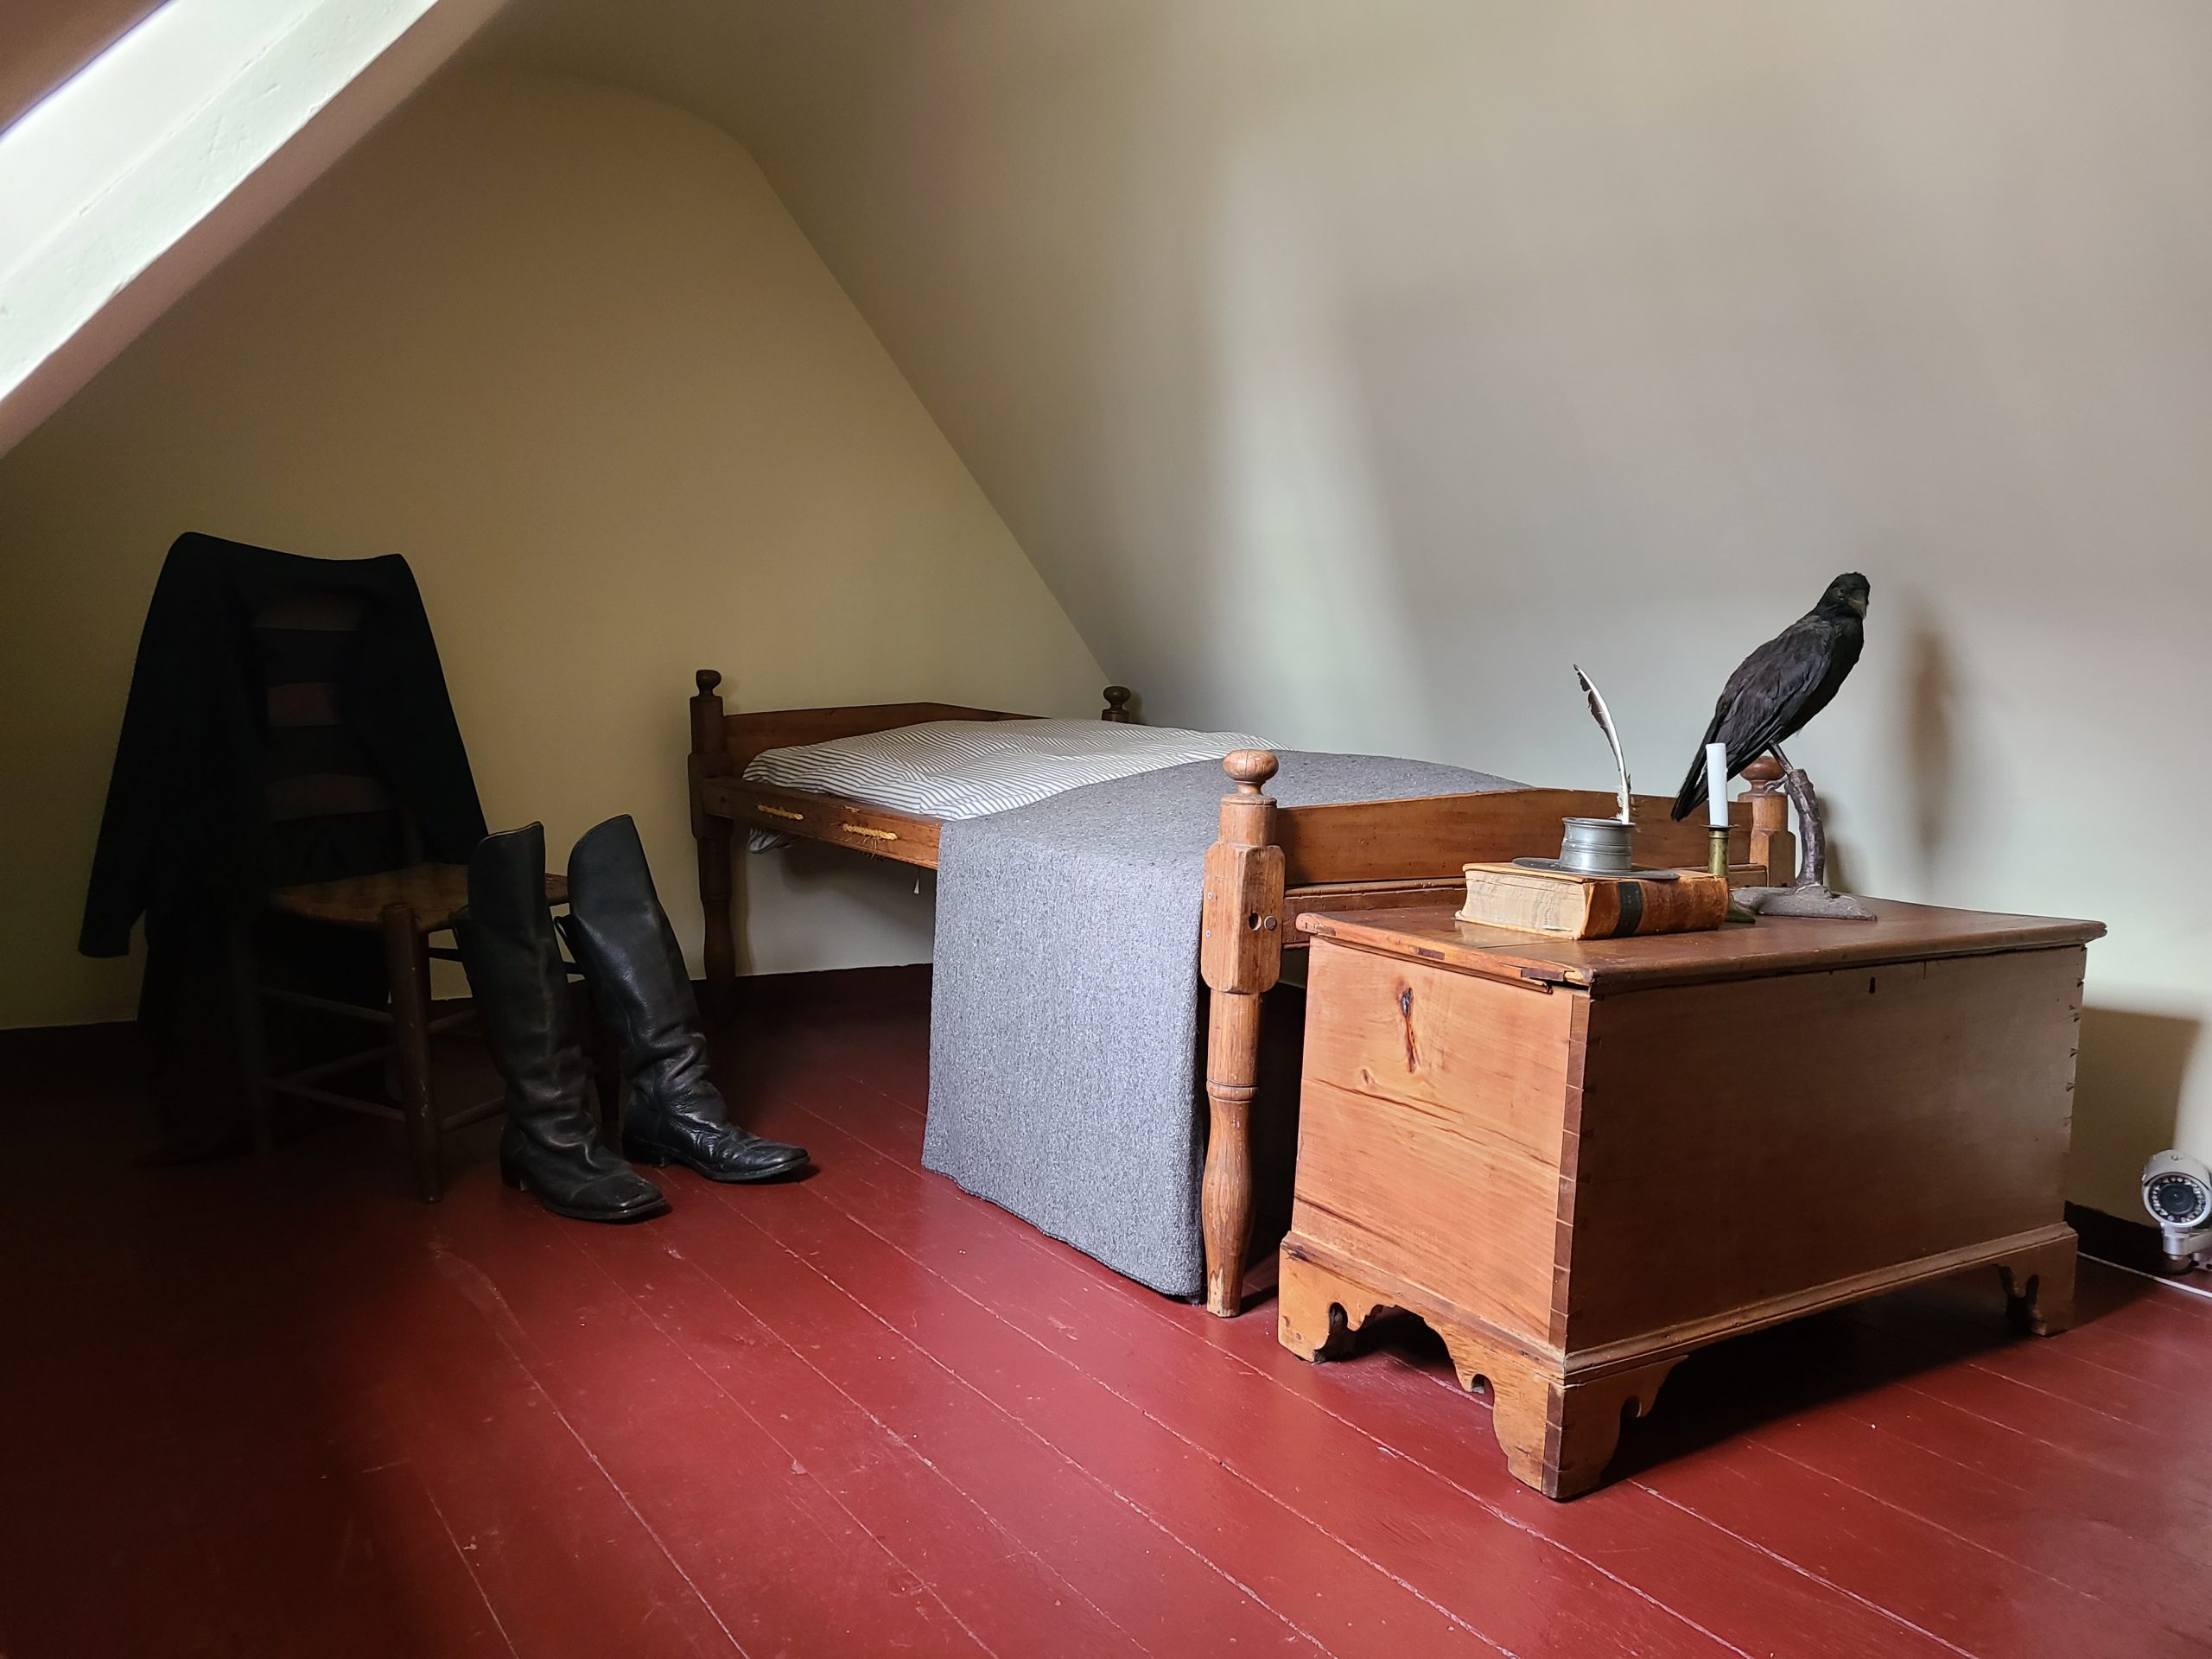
top-left (1101, 685), bottom-right (1133, 722)
top-left (1738, 752), bottom-right (1794, 884)
top-left (1223, 749), bottom-right (1280, 798)
top-left (690, 667), bottom-right (728, 759)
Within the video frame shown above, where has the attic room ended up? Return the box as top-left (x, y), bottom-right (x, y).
top-left (2, 2), bottom-right (2208, 1655)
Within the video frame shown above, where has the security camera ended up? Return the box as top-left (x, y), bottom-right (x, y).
top-left (2141, 1150), bottom-right (2212, 1271)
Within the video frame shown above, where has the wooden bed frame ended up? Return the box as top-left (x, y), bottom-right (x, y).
top-left (686, 668), bottom-right (1788, 1317)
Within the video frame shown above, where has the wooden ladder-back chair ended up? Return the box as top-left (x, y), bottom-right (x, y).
top-left (226, 589), bottom-right (615, 1199)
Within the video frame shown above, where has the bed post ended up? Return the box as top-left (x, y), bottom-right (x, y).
top-left (1198, 749), bottom-right (1285, 1317)
top-left (1100, 685), bottom-right (1134, 722)
top-left (690, 669), bottom-right (740, 1016)
top-left (1740, 754), bottom-right (1796, 885)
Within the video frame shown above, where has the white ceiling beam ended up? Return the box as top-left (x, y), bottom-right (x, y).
top-left (0, 0), bottom-right (508, 460)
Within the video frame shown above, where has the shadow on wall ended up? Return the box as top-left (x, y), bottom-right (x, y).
top-left (2072, 1007), bottom-right (2202, 1214)
top-left (1904, 614), bottom-right (1966, 880)
top-left (735, 839), bottom-right (934, 978)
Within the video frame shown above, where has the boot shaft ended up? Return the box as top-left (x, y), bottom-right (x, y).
top-left (456, 823), bottom-right (594, 1124)
top-left (565, 816), bottom-right (810, 1185)
top-left (563, 815), bottom-right (712, 1105)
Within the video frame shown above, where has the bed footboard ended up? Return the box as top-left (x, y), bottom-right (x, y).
top-left (1195, 754), bottom-right (1762, 1317)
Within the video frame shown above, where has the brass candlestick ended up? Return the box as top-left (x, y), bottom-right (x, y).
top-left (1710, 824), bottom-right (1757, 924)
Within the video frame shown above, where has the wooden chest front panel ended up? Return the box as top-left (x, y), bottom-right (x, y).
top-left (1293, 944), bottom-right (1576, 1344)
top-left (1564, 946), bottom-right (2086, 1351)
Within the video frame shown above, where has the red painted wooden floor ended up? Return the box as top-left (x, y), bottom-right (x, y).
top-left (5, 997), bottom-right (2210, 1659)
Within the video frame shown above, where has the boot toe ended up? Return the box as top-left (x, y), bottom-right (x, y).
top-left (588, 1176), bottom-right (671, 1220)
top-left (628, 1125), bottom-right (810, 1184)
top-left (713, 1140), bottom-right (809, 1183)
top-left (505, 1148), bottom-right (670, 1223)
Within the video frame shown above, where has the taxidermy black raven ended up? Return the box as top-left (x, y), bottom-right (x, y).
top-left (1670, 572), bottom-right (1870, 820)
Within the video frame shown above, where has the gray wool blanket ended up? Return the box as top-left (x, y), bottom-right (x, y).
top-left (922, 751), bottom-right (1518, 1298)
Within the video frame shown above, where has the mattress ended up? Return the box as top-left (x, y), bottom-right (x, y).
top-left (741, 717), bottom-right (1273, 822)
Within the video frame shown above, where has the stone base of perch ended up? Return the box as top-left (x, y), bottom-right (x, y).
top-left (1735, 884), bottom-right (1877, 920)
top-left (1737, 751), bottom-right (1876, 921)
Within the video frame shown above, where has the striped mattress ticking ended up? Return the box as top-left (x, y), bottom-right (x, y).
top-left (741, 718), bottom-right (1273, 822)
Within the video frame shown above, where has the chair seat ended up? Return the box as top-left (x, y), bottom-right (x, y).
top-left (271, 863), bottom-right (568, 932)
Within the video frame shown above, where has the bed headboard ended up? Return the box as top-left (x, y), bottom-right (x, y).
top-left (690, 671), bottom-right (1144, 771)
top-left (684, 670), bottom-right (1026, 771)
top-left (725, 702), bottom-right (1033, 772)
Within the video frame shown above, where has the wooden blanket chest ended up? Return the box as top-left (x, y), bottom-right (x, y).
top-left (1281, 900), bottom-right (2103, 1497)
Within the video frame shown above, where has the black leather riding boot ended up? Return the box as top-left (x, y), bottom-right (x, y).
top-left (457, 824), bottom-right (668, 1223)
top-left (564, 815), bottom-right (809, 1183)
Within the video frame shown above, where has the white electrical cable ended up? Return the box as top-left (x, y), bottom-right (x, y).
top-left (2081, 1251), bottom-right (2212, 1302)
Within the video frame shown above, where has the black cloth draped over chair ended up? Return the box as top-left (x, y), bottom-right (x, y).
top-left (81, 532), bottom-right (490, 1159)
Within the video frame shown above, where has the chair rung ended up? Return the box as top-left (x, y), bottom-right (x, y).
top-left (265, 1079), bottom-right (404, 1122)
top-left (269, 1045), bottom-right (389, 1090)
top-left (260, 987), bottom-right (391, 1024)
top-left (438, 1096), bottom-right (507, 1133)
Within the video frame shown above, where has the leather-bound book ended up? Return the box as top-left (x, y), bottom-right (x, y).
top-left (1458, 862), bottom-right (1728, 939)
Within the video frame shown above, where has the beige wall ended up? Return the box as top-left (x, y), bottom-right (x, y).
top-left (493, 0), bottom-right (2212, 1217)
top-left (0, 67), bottom-right (1104, 1030)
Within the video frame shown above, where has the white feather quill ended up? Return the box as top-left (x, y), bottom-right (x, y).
top-left (1574, 664), bottom-right (1632, 823)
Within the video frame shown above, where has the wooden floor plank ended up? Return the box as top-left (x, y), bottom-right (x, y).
top-left (662, 1173), bottom-right (1510, 1658)
top-left (422, 1187), bottom-right (998, 1657)
top-left (766, 1075), bottom-right (1968, 1659)
top-left (569, 1220), bottom-right (1173, 1659)
top-left (362, 1231), bottom-right (754, 1658)
top-left (0, 1321), bottom-right (251, 1657)
top-left (1845, 1277), bottom-right (2212, 1450)
top-left (1668, 1305), bottom-right (2212, 1599)
top-left (760, 1009), bottom-right (932, 1118)
top-left (0, 1125), bottom-right (522, 1658)
top-left (763, 1039), bottom-right (2212, 1659)
top-left (1887, 1354), bottom-right (2212, 1510)
top-left (607, 1219), bottom-right (1317, 1658)
top-left (2071, 1258), bottom-right (2212, 1342)
top-left (6, 1001), bottom-right (2210, 1659)
top-left (1639, 1440), bottom-right (2210, 1659)
top-left (724, 1090), bottom-right (1738, 1659)
top-left (1749, 1406), bottom-right (2212, 1641)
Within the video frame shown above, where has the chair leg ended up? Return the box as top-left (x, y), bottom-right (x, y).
top-left (226, 917), bottom-right (274, 1155)
top-left (383, 904), bottom-right (441, 1203)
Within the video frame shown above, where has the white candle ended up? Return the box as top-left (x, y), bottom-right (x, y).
top-left (1705, 742), bottom-right (1729, 828)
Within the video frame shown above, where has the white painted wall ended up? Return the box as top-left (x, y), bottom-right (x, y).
top-left (490, 0), bottom-right (2212, 1217)
top-left (0, 68), bottom-right (1104, 1030)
